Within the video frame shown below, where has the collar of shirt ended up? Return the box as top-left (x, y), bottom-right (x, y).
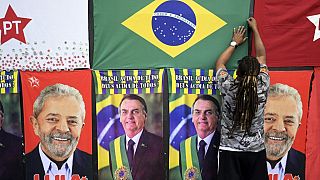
top-left (197, 131), bottom-right (215, 155)
top-left (267, 152), bottom-right (288, 179)
top-left (38, 144), bottom-right (74, 178)
top-left (126, 129), bottom-right (143, 155)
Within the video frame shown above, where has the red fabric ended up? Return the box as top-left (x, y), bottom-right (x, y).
top-left (21, 70), bottom-right (92, 154)
top-left (269, 70), bottom-right (313, 153)
top-left (306, 67), bottom-right (320, 179)
top-left (254, 0), bottom-right (320, 67)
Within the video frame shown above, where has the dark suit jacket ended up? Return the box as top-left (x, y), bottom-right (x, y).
top-left (110, 130), bottom-right (165, 180)
top-left (285, 148), bottom-right (305, 180)
top-left (0, 129), bottom-right (23, 180)
top-left (201, 131), bottom-right (220, 180)
top-left (180, 131), bottom-right (220, 180)
top-left (26, 146), bottom-right (93, 180)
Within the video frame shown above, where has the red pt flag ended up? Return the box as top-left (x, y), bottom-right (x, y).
top-left (254, 0), bottom-right (320, 67)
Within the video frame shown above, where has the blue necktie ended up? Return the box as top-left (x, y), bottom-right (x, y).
top-left (127, 139), bottom-right (135, 169)
top-left (198, 140), bottom-right (206, 170)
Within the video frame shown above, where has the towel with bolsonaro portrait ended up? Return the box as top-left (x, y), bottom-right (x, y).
top-left (93, 69), bottom-right (165, 180)
top-left (168, 68), bottom-right (224, 180)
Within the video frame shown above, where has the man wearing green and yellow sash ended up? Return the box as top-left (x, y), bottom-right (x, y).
top-left (180, 95), bottom-right (220, 180)
top-left (109, 94), bottom-right (165, 180)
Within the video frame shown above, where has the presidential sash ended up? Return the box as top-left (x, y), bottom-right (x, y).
top-left (109, 136), bottom-right (133, 180)
top-left (180, 136), bottom-right (202, 180)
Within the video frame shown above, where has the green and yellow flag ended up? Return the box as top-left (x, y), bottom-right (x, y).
top-left (0, 71), bottom-right (19, 94)
top-left (109, 136), bottom-right (134, 180)
top-left (180, 136), bottom-right (202, 180)
top-left (93, 0), bottom-right (251, 69)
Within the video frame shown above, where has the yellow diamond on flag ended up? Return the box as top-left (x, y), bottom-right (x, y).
top-left (122, 0), bottom-right (227, 58)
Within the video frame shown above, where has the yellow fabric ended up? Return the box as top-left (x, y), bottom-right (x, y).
top-left (114, 137), bottom-right (123, 168)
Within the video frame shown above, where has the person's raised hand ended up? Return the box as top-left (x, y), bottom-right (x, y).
top-left (247, 17), bottom-right (258, 31)
top-left (232, 26), bottom-right (247, 46)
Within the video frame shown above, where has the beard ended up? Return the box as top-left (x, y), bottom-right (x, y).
top-left (39, 130), bottom-right (78, 158)
top-left (265, 131), bottom-right (294, 160)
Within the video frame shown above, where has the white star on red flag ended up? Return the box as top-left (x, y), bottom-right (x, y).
top-left (28, 76), bottom-right (40, 88)
top-left (307, 14), bottom-right (320, 42)
top-left (0, 5), bottom-right (31, 44)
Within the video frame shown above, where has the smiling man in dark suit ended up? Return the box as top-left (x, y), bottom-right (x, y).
top-left (109, 94), bottom-right (165, 180)
top-left (264, 83), bottom-right (305, 180)
top-left (26, 84), bottom-right (92, 180)
top-left (179, 95), bottom-right (220, 180)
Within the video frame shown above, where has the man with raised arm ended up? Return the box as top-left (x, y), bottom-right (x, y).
top-left (215, 17), bottom-right (270, 180)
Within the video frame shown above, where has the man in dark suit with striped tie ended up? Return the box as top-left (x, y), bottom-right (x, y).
top-left (180, 95), bottom-right (220, 180)
top-left (109, 94), bottom-right (165, 180)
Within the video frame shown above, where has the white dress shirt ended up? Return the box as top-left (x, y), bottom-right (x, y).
top-left (39, 144), bottom-right (74, 180)
top-left (125, 129), bottom-right (143, 155)
top-left (267, 153), bottom-right (288, 180)
top-left (197, 131), bottom-right (215, 156)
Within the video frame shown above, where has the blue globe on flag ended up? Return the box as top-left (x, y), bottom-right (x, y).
top-left (97, 105), bottom-right (124, 150)
top-left (170, 104), bottom-right (196, 150)
top-left (152, 0), bottom-right (196, 46)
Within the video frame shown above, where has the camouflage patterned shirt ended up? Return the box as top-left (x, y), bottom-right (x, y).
top-left (216, 64), bottom-right (270, 152)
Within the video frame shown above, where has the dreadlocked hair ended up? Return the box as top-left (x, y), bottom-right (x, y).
top-left (230, 56), bottom-right (260, 135)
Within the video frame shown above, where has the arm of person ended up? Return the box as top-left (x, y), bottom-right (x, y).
top-left (247, 17), bottom-right (266, 65)
top-left (215, 26), bottom-right (247, 71)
